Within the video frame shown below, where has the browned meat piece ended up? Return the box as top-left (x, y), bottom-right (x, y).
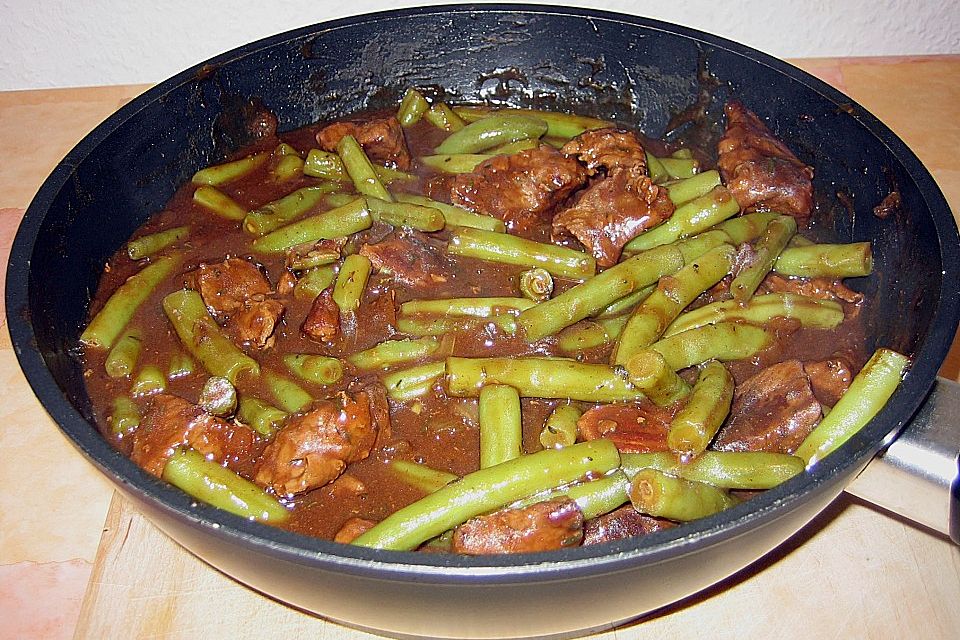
top-left (358, 380), bottom-right (392, 449)
top-left (760, 272), bottom-right (863, 304)
top-left (228, 298), bottom-right (284, 349)
top-left (582, 505), bottom-right (675, 545)
top-left (717, 101), bottom-right (814, 218)
top-left (577, 401), bottom-right (676, 453)
top-left (334, 516), bottom-right (377, 543)
top-left (359, 231), bottom-right (450, 288)
top-left (190, 258), bottom-right (272, 316)
top-left (714, 360), bottom-right (822, 454)
top-left (561, 128), bottom-right (647, 175)
top-left (131, 394), bottom-right (257, 477)
top-left (302, 288), bottom-right (340, 342)
top-left (450, 146), bottom-right (588, 236)
top-left (254, 392), bottom-right (376, 497)
top-left (452, 498), bottom-right (583, 554)
top-left (317, 116), bottom-right (411, 170)
top-left (276, 270), bottom-right (297, 296)
top-left (804, 358), bottom-right (853, 407)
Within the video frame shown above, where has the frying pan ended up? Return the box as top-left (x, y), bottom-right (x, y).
top-left (6, 5), bottom-right (959, 638)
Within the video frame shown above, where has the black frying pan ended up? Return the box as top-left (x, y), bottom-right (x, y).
top-left (6, 5), bottom-right (959, 638)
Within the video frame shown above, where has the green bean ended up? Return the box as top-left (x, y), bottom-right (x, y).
top-left (731, 216), bottom-right (797, 302)
top-left (671, 148), bottom-right (694, 159)
top-left (303, 149), bottom-right (347, 181)
top-left (396, 314), bottom-right (518, 337)
top-left (518, 268), bottom-right (554, 302)
top-left (623, 349), bottom-right (691, 406)
top-left (435, 114), bottom-right (548, 154)
top-left (773, 242), bottom-right (873, 278)
top-left (270, 144), bottom-right (305, 182)
top-left (348, 337), bottom-right (441, 371)
top-left (628, 468), bottom-right (737, 521)
top-left (389, 460), bottom-right (458, 493)
top-left (104, 328), bottom-right (142, 378)
top-left (337, 134), bottom-right (392, 201)
top-left (479, 384), bottom-right (523, 468)
top-left (424, 102), bottom-right (466, 132)
top-left (382, 361), bottom-right (445, 401)
top-left (193, 185), bottom-right (247, 221)
top-left (131, 364), bottom-right (166, 398)
top-left (667, 361), bottom-right (734, 456)
top-left (646, 153), bottom-right (669, 184)
top-left (623, 186), bottom-right (740, 253)
top-left (167, 351), bottom-right (194, 380)
top-left (264, 369), bottom-right (313, 413)
top-left (596, 284), bottom-right (656, 318)
top-left (287, 245), bottom-right (341, 271)
top-left (621, 451), bottom-right (805, 490)
top-left (109, 396), bottom-right (140, 434)
top-left (663, 293), bottom-right (845, 338)
top-left (666, 170), bottom-right (721, 206)
top-left (657, 156), bottom-right (699, 179)
top-left (283, 354), bottom-right (344, 386)
top-left (672, 229), bottom-right (736, 263)
top-left (191, 152), bottom-right (268, 186)
top-left (445, 357), bottom-right (643, 403)
top-left (293, 265), bottom-right (338, 300)
top-left (400, 297), bottom-right (534, 318)
top-left (612, 245), bottom-right (735, 366)
top-left (373, 164), bottom-right (417, 184)
top-left (394, 193), bottom-right (505, 231)
top-left (365, 197), bottom-right (444, 232)
top-left (489, 138), bottom-right (541, 155)
top-left (419, 153), bottom-right (492, 173)
top-left (127, 226), bottom-right (189, 260)
top-left (199, 376), bottom-right (238, 417)
top-left (557, 320), bottom-right (611, 355)
top-left (514, 470), bottom-right (630, 520)
top-left (162, 289), bottom-right (260, 384)
top-left (797, 348), bottom-right (909, 466)
top-left (452, 106), bottom-right (611, 139)
top-left (81, 255), bottom-right (183, 349)
top-left (397, 88), bottom-right (429, 126)
top-left (517, 245), bottom-right (685, 341)
top-left (539, 404), bottom-right (582, 449)
top-left (236, 397), bottom-right (288, 437)
top-left (352, 439), bottom-right (619, 550)
top-left (711, 211), bottom-right (779, 244)
top-left (251, 198), bottom-right (371, 254)
top-left (162, 448), bottom-right (289, 522)
top-left (649, 322), bottom-right (774, 371)
top-left (324, 193), bottom-right (357, 209)
top-left (332, 254), bottom-right (371, 313)
top-left (243, 184), bottom-right (336, 236)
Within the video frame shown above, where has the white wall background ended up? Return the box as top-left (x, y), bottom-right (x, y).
top-left (1, 0), bottom-right (958, 91)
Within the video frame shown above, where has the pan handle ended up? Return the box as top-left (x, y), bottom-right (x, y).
top-left (844, 376), bottom-right (960, 544)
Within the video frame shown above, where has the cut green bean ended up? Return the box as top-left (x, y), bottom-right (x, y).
top-left (711, 211), bottom-right (778, 244)
top-left (348, 337), bottom-right (441, 371)
top-left (193, 185), bottom-right (247, 221)
top-left (400, 297), bottom-right (534, 318)
top-left (646, 153), bottom-right (669, 183)
top-left (293, 265), bottom-right (338, 300)
top-left (389, 460), bottom-right (458, 493)
top-left (162, 448), bottom-right (289, 522)
top-left (251, 198), bottom-right (371, 254)
top-left (479, 384), bottom-right (523, 468)
top-left (519, 268), bottom-right (554, 302)
top-left (671, 148), bottom-right (694, 159)
top-left (657, 156), bottom-right (699, 179)
top-left (797, 348), bottom-right (909, 466)
top-left (303, 149), bottom-right (347, 181)
top-left (450, 227), bottom-right (595, 281)
top-left (394, 193), bottom-right (505, 231)
top-left (337, 134), bottom-right (392, 201)
top-left (517, 245), bottom-right (685, 341)
top-left (352, 439), bottom-right (620, 550)
top-left (243, 184), bottom-right (336, 236)
top-left (199, 376), bottom-right (238, 417)
top-left (397, 88), bottom-right (429, 126)
top-left (489, 138), bottom-right (540, 155)
top-left (557, 320), bottom-right (611, 355)
top-left (191, 152), bottom-right (267, 186)
top-left (648, 322), bottom-right (775, 371)
top-left (539, 404), bottom-right (582, 449)
top-left (264, 369), bottom-right (313, 413)
top-left (237, 397), bottom-right (288, 437)
top-left (663, 293), bottom-right (844, 338)
top-left (667, 361), bottom-right (734, 456)
top-left (420, 153), bottom-right (492, 173)
top-left (382, 361), bottom-right (445, 401)
top-left (287, 245), bottom-right (341, 271)
top-left (446, 357), bottom-right (643, 403)
top-left (270, 144), bottom-right (305, 182)
top-left (452, 106), bottom-right (611, 139)
top-left (332, 254), bottom-right (371, 313)
top-left (623, 349), bottom-right (691, 406)
top-left (629, 468), bottom-right (737, 521)
top-left (82, 255), bottom-right (183, 349)
top-left (621, 451), bottom-right (805, 490)
top-left (162, 289), bottom-right (260, 384)
top-left (596, 284), bottom-right (656, 318)
top-left (435, 114), bottom-right (548, 154)
top-left (515, 470), bottom-right (630, 520)
top-left (374, 164), bottom-right (417, 184)
top-left (774, 242), bottom-right (873, 278)
top-left (283, 354), bottom-right (344, 386)
top-left (127, 226), bottom-right (189, 260)
top-left (167, 351), bottom-right (195, 380)
top-left (624, 187), bottom-right (740, 254)
top-left (666, 170), bottom-right (721, 206)
top-left (131, 364), bottom-right (166, 398)
top-left (396, 314), bottom-right (518, 337)
top-left (109, 396), bottom-right (140, 434)
top-left (104, 328), bottom-right (143, 378)
top-left (731, 215), bottom-right (797, 302)
top-left (424, 102), bottom-right (466, 132)
top-left (365, 197), bottom-right (445, 232)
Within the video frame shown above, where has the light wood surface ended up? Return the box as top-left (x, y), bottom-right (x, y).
top-left (1, 56), bottom-right (959, 640)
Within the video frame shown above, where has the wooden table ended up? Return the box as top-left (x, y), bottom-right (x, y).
top-left (1, 56), bottom-right (959, 640)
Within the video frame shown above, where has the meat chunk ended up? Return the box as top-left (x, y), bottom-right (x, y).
top-left (562, 128), bottom-right (648, 174)
top-left (717, 101), bottom-right (814, 218)
top-left (450, 146), bottom-right (588, 236)
top-left (254, 392), bottom-right (376, 497)
top-left (577, 401), bottom-right (676, 453)
top-left (302, 288), bottom-right (340, 342)
top-left (452, 498), bottom-right (583, 554)
top-left (228, 297), bottom-right (284, 349)
top-left (334, 516), bottom-right (377, 544)
top-left (190, 258), bottom-right (273, 315)
top-left (317, 116), bottom-right (411, 170)
top-left (582, 505), bottom-right (675, 545)
top-left (804, 357), bottom-right (853, 407)
top-left (760, 273), bottom-right (863, 304)
top-left (131, 394), bottom-right (257, 477)
top-left (359, 231), bottom-right (450, 288)
top-left (714, 360), bottom-right (822, 454)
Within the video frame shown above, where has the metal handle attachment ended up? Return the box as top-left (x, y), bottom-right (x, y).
top-left (845, 376), bottom-right (960, 543)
